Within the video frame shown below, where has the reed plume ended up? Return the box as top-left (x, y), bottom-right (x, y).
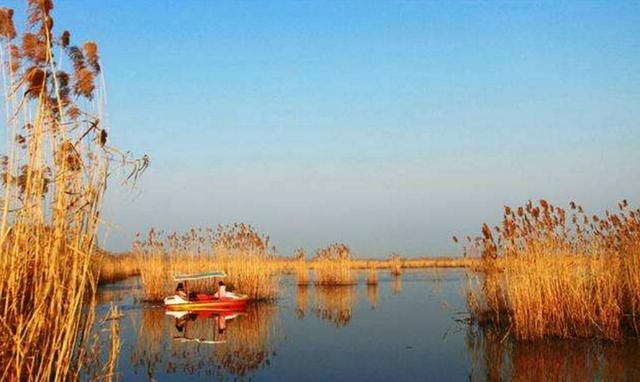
top-left (0, 3), bottom-right (145, 379)
top-left (135, 224), bottom-right (278, 301)
top-left (312, 243), bottom-right (355, 285)
top-left (464, 200), bottom-right (640, 341)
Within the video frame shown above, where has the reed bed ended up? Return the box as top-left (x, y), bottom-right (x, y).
top-left (0, 3), bottom-right (142, 380)
top-left (97, 252), bottom-right (140, 285)
top-left (312, 243), bottom-right (356, 285)
top-left (135, 224), bottom-right (278, 301)
top-left (463, 200), bottom-right (640, 341)
top-left (293, 248), bottom-right (309, 285)
top-left (349, 256), bottom-right (477, 270)
top-left (389, 254), bottom-right (403, 276)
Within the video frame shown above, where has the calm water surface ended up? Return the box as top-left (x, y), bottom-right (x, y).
top-left (96, 270), bottom-right (640, 381)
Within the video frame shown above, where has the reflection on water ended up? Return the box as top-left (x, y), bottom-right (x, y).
top-left (366, 284), bottom-right (378, 310)
top-left (96, 277), bottom-right (141, 305)
top-left (313, 286), bottom-right (357, 327)
top-left (295, 286), bottom-right (309, 320)
top-left (130, 304), bottom-right (278, 380)
top-left (97, 271), bottom-right (640, 381)
top-left (391, 274), bottom-right (402, 295)
top-left (467, 326), bottom-right (640, 381)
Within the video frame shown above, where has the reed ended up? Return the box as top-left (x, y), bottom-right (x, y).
top-left (96, 251), bottom-right (140, 285)
top-left (135, 224), bottom-right (278, 301)
top-left (0, 3), bottom-right (143, 379)
top-left (293, 248), bottom-right (309, 285)
top-left (349, 256), bottom-right (477, 270)
top-left (389, 253), bottom-right (403, 276)
top-left (463, 200), bottom-right (640, 341)
top-left (312, 243), bottom-right (355, 285)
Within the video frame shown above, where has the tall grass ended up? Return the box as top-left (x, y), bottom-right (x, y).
top-left (389, 253), bottom-right (403, 276)
top-left (293, 248), bottom-right (309, 285)
top-left (0, 2), bottom-right (142, 379)
top-left (135, 224), bottom-right (278, 301)
top-left (97, 251), bottom-right (139, 285)
top-left (312, 243), bottom-right (355, 285)
top-left (464, 200), bottom-right (640, 341)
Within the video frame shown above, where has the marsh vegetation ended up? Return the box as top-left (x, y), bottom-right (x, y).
top-left (463, 200), bottom-right (640, 341)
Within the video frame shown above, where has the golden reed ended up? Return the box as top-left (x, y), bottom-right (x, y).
top-left (311, 243), bottom-right (356, 285)
top-left (0, 2), bottom-right (144, 380)
top-left (135, 224), bottom-right (278, 301)
top-left (463, 200), bottom-right (640, 341)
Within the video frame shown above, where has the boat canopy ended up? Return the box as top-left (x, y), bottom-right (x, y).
top-left (173, 271), bottom-right (226, 281)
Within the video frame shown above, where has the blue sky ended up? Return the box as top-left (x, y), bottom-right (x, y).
top-left (7, 1), bottom-right (640, 256)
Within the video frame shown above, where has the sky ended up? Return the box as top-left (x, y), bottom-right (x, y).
top-left (5, 1), bottom-right (640, 257)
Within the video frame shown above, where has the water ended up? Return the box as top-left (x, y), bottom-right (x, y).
top-left (96, 270), bottom-right (640, 381)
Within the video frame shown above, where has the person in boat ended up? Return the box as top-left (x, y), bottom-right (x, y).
top-left (214, 281), bottom-right (226, 299)
top-left (175, 282), bottom-right (188, 299)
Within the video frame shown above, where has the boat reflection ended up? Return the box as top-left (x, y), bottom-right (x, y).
top-left (313, 286), bottom-right (357, 327)
top-left (168, 310), bottom-right (246, 344)
top-left (466, 326), bottom-right (640, 381)
top-left (131, 304), bottom-right (278, 380)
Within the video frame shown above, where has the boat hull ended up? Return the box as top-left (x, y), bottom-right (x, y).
top-left (166, 300), bottom-right (247, 311)
top-left (164, 294), bottom-right (248, 311)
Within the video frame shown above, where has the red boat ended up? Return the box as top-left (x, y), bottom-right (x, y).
top-left (163, 271), bottom-right (249, 311)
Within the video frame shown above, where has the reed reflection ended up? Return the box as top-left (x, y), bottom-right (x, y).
top-left (296, 285), bottom-right (309, 319)
top-left (366, 284), bottom-right (378, 310)
top-left (466, 326), bottom-right (640, 381)
top-left (130, 303), bottom-right (278, 380)
top-left (391, 275), bottom-right (402, 295)
top-left (313, 286), bottom-right (357, 327)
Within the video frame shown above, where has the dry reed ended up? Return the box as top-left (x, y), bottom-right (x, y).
top-left (312, 243), bottom-right (355, 285)
top-left (97, 251), bottom-right (140, 285)
top-left (463, 200), bottom-right (640, 341)
top-left (293, 248), bottom-right (309, 285)
top-left (135, 224), bottom-right (278, 301)
top-left (0, 2), bottom-right (143, 380)
top-left (389, 253), bottom-right (403, 276)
